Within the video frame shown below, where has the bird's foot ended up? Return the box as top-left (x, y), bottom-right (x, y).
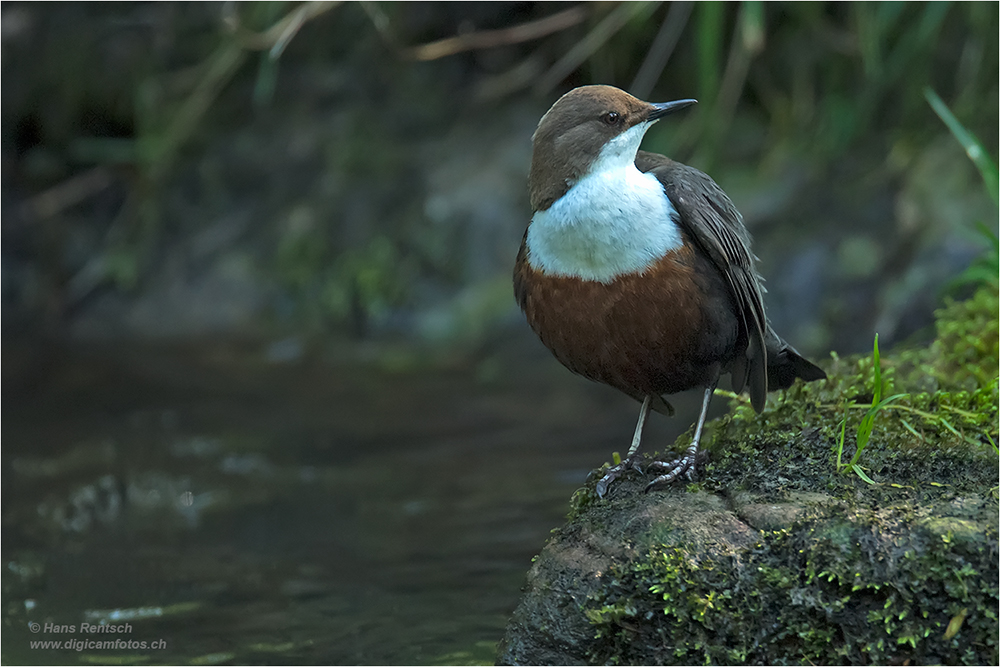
top-left (594, 456), bottom-right (644, 498)
top-left (643, 454), bottom-right (697, 492)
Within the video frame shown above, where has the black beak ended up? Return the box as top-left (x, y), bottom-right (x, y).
top-left (648, 99), bottom-right (698, 121)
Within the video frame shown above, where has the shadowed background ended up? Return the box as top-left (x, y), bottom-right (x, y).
top-left (3, 2), bottom-right (997, 664)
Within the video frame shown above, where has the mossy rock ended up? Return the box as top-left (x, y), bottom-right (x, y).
top-left (497, 287), bottom-right (998, 665)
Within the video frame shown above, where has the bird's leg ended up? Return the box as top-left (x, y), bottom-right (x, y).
top-left (645, 381), bottom-right (717, 491)
top-left (594, 395), bottom-right (651, 497)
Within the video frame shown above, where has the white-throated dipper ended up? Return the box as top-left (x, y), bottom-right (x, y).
top-left (513, 85), bottom-right (826, 496)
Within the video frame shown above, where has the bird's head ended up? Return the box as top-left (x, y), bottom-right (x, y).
top-left (529, 85), bottom-right (695, 211)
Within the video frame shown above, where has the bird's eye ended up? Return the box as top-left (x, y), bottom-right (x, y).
top-left (602, 111), bottom-right (621, 125)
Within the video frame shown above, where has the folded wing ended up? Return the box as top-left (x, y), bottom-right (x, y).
top-left (636, 150), bottom-right (769, 412)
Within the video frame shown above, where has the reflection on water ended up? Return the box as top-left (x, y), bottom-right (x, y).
top-left (2, 337), bottom-right (706, 665)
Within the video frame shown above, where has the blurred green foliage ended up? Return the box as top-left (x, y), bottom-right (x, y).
top-left (922, 86), bottom-right (999, 293)
top-left (5, 1), bottom-right (998, 337)
top-left (275, 206), bottom-right (407, 335)
top-left (642, 2), bottom-right (998, 169)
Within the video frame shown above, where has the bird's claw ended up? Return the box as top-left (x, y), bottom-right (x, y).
top-left (595, 457), bottom-right (644, 498)
top-left (643, 455), bottom-right (696, 492)
top-left (595, 449), bottom-right (701, 497)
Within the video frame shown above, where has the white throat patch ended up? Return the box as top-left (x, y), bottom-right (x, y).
top-left (526, 122), bottom-right (682, 283)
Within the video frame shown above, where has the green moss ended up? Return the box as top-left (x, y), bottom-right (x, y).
top-left (582, 500), bottom-right (998, 665)
top-left (570, 287), bottom-right (999, 665)
top-left (699, 284), bottom-right (999, 496)
top-left (926, 285), bottom-right (1000, 390)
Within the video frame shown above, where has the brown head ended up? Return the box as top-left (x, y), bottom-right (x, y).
top-left (528, 85), bottom-right (696, 211)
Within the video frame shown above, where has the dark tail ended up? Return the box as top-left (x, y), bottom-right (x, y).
top-left (766, 334), bottom-right (826, 391)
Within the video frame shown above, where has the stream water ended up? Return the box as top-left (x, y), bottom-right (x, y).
top-left (2, 336), bottom-right (707, 665)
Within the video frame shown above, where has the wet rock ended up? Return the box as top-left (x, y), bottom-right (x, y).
top-left (497, 460), bottom-right (998, 665)
top-left (498, 288), bottom-right (999, 665)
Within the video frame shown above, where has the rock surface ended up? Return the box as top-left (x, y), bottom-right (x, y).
top-left (497, 287), bottom-right (999, 665)
top-left (497, 471), bottom-right (997, 665)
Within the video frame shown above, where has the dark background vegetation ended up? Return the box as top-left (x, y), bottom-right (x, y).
top-left (3, 1), bottom-right (997, 353)
top-left (2, 2), bottom-right (998, 665)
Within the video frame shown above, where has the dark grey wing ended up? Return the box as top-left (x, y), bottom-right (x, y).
top-left (637, 151), bottom-right (769, 412)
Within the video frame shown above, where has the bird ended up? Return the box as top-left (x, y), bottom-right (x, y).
top-left (513, 85), bottom-right (826, 497)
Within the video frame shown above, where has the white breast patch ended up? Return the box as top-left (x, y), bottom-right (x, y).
top-left (526, 149), bottom-right (682, 283)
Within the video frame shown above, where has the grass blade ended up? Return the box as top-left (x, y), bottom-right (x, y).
top-left (924, 87), bottom-right (999, 206)
top-left (852, 464), bottom-right (877, 485)
top-left (850, 394), bottom-right (907, 466)
top-left (872, 332), bottom-right (883, 404)
top-left (836, 409), bottom-right (848, 470)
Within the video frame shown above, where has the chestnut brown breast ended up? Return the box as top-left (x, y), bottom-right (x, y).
top-left (513, 232), bottom-right (741, 402)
